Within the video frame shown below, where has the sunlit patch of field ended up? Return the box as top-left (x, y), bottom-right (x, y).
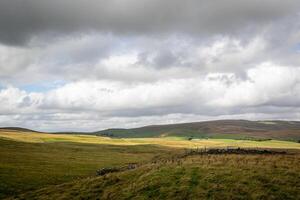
top-left (258, 121), bottom-right (277, 125)
top-left (1, 130), bottom-right (300, 149)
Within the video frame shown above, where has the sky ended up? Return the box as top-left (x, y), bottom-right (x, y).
top-left (0, 0), bottom-right (300, 131)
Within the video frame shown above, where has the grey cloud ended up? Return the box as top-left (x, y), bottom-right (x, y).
top-left (0, 0), bottom-right (299, 45)
top-left (137, 49), bottom-right (180, 69)
top-left (0, 0), bottom-right (300, 131)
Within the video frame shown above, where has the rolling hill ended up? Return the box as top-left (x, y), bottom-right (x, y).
top-left (0, 127), bottom-right (40, 133)
top-left (2, 120), bottom-right (300, 141)
top-left (95, 120), bottom-right (300, 141)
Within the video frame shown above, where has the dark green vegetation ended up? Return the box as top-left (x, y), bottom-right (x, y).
top-left (96, 120), bottom-right (300, 141)
top-left (11, 152), bottom-right (300, 200)
top-left (0, 138), bottom-right (175, 199)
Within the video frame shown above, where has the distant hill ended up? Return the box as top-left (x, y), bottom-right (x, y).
top-left (0, 127), bottom-right (40, 133)
top-left (2, 120), bottom-right (300, 141)
top-left (95, 120), bottom-right (300, 141)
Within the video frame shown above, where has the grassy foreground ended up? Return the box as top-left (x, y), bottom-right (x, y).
top-left (0, 138), bottom-right (175, 199)
top-left (1, 130), bottom-right (300, 199)
top-left (10, 153), bottom-right (300, 200)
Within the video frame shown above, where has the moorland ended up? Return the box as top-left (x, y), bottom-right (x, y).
top-left (0, 120), bottom-right (300, 199)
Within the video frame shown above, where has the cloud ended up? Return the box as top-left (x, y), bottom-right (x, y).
top-left (0, 33), bottom-right (282, 85)
top-left (1, 63), bottom-right (300, 131)
top-left (209, 63), bottom-right (300, 107)
top-left (0, 45), bottom-right (36, 81)
top-left (0, 0), bottom-right (299, 45)
top-left (0, 0), bottom-right (300, 131)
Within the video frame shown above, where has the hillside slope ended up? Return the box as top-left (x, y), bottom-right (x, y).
top-left (96, 120), bottom-right (300, 141)
top-left (2, 120), bottom-right (300, 141)
top-left (0, 127), bottom-right (40, 133)
top-left (10, 152), bottom-right (300, 200)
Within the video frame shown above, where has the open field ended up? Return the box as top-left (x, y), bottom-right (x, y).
top-left (1, 130), bottom-right (300, 149)
top-left (10, 153), bottom-right (300, 200)
top-left (1, 129), bottom-right (300, 199)
top-left (0, 138), bottom-right (176, 199)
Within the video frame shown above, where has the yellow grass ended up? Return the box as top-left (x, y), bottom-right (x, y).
top-left (1, 130), bottom-right (300, 149)
top-left (258, 121), bottom-right (277, 125)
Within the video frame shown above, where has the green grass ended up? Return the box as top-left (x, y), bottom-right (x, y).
top-left (1, 130), bottom-right (300, 199)
top-left (12, 153), bottom-right (300, 200)
top-left (0, 138), bottom-right (175, 199)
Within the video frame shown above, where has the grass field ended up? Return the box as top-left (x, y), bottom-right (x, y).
top-left (1, 130), bottom-right (300, 149)
top-left (0, 130), bottom-right (300, 199)
top-left (10, 153), bottom-right (300, 200)
top-left (0, 138), bottom-right (175, 199)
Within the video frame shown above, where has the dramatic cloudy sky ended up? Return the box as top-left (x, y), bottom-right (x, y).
top-left (1, 0), bottom-right (300, 131)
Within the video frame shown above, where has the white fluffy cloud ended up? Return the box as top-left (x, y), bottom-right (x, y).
top-left (1, 62), bottom-right (300, 131)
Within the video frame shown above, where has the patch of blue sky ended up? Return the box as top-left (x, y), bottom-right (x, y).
top-left (294, 43), bottom-right (300, 53)
top-left (20, 80), bottom-right (67, 93)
